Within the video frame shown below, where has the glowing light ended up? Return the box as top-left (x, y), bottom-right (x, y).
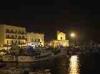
top-left (57, 31), bottom-right (66, 40)
top-left (70, 33), bottom-right (76, 38)
top-left (0, 52), bottom-right (6, 55)
top-left (69, 55), bottom-right (79, 74)
top-left (27, 42), bottom-right (40, 48)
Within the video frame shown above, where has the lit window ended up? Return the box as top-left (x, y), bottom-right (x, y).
top-left (6, 29), bottom-right (10, 33)
top-left (6, 35), bottom-right (9, 38)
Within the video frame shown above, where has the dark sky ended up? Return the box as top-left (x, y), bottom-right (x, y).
top-left (0, 0), bottom-right (100, 42)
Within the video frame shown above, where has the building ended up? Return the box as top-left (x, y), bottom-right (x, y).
top-left (57, 31), bottom-right (66, 40)
top-left (49, 31), bottom-right (69, 48)
top-left (26, 32), bottom-right (44, 47)
top-left (0, 24), bottom-right (26, 47)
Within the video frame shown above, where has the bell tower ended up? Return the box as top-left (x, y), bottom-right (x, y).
top-left (57, 31), bottom-right (66, 40)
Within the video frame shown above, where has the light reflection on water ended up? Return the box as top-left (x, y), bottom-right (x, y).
top-left (69, 55), bottom-right (80, 74)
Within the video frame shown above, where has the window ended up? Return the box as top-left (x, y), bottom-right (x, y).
top-left (7, 40), bottom-right (9, 44)
top-left (21, 31), bottom-right (25, 34)
top-left (18, 41), bottom-right (20, 44)
top-left (22, 36), bottom-right (25, 39)
top-left (6, 35), bottom-right (10, 38)
top-left (6, 29), bottom-right (10, 33)
top-left (18, 36), bottom-right (21, 39)
top-left (11, 35), bottom-right (14, 39)
top-left (60, 37), bottom-right (62, 40)
top-left (11, 29), bottom-right (14, 33)
top-left (31, 38), bottom-right (34, 42)
top-left (15, 35), bottom-right (17, 38)
top-left (15, 30), bottom-right (17, 33)
top-left (38, 39), bottom-right (40, 42)
top-left (34, 39), bottom-right (36, 42)
top-left (15, 41), bottom-right (17, 44)
top-left (18, 30), bottom-right (21, 34)
top-left (11, 40), bottom-right (13, 44)
top-left (35, 39), bottom-right (40, 42)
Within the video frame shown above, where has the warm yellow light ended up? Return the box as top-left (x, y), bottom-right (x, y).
top-left (57, 31), bottom-right (66, 40)
top-left (70, 55), bottom-right (78, 62)
top-left (69, 55), bottom-right (79, 74)
top-left (70, 33), bottom-right (76, 38)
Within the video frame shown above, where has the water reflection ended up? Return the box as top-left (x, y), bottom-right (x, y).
top-left (69, 55), bottom-right (80, 74)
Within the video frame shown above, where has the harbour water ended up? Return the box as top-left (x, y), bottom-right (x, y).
top-left (0, 49), bottom-right (100, 74)
top-left (68, 55), bottom-right (79, 74)
top-left (67, 53), bottom-right (100, 74)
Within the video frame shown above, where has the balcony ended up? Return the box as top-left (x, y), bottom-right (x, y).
top-left (6, 29), bottom-right (26, 34)
top-left (18, 36), bottom-right (26, 39)
top-left (6, 29), bottom-right (15, 34)
top-left (6, 35), bottom-right (17, 39)
top-left (17, 31), bottom-right (26, 34)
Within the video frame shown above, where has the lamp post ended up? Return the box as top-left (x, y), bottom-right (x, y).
top-left (70, 32), bottom-right (76, 47)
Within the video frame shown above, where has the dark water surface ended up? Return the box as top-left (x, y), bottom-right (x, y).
top-left (50, 53), bottom-right (100, 74)
top-left (79, 53), bottom-right (100, 74)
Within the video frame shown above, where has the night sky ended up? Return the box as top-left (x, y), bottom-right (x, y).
top-left (0, 0), bottom-right (100, 42)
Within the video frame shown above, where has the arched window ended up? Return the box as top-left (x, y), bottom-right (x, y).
top-left (15, 30), bottom-right (17, 33)
top-left (18, 41), bottom-right (20, 44)
top-left (11, 29), bottom-right (14, 33)
top-left (11, 40), bottom-right (13, 44)
top-left (6, 29), bottom-right (10, 33)
top-left (15, 35), bottom-right (17, 38)
top-left (60, 37), bottom-right (62, 40)
top-left (11, 35), bottom-right (14, 39)
top-left (22, 36), bottom-right (25, 39)
top-left (18, 36), bottom-right (21, 39)
top-left (7, 40), bottom-right (9, 44)
top-left (6, 35), bottom-right (9, 38)
top-left (38, 39), bottom-right (40, 42)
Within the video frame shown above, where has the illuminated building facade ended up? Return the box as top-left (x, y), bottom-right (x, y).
top-left (49, 31), bottom-right (69, 48)
top-left (57, 31), bottom-right (66, 40)
top-left (0, 24), bottom-right (26, 47)
top-left (26, 32), bottom-right (44, 47)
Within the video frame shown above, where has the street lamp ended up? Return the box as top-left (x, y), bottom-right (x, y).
top-left (70, 32), bottom-right (76, 38)
top-left (70, 32), bottom-right (76, 47)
